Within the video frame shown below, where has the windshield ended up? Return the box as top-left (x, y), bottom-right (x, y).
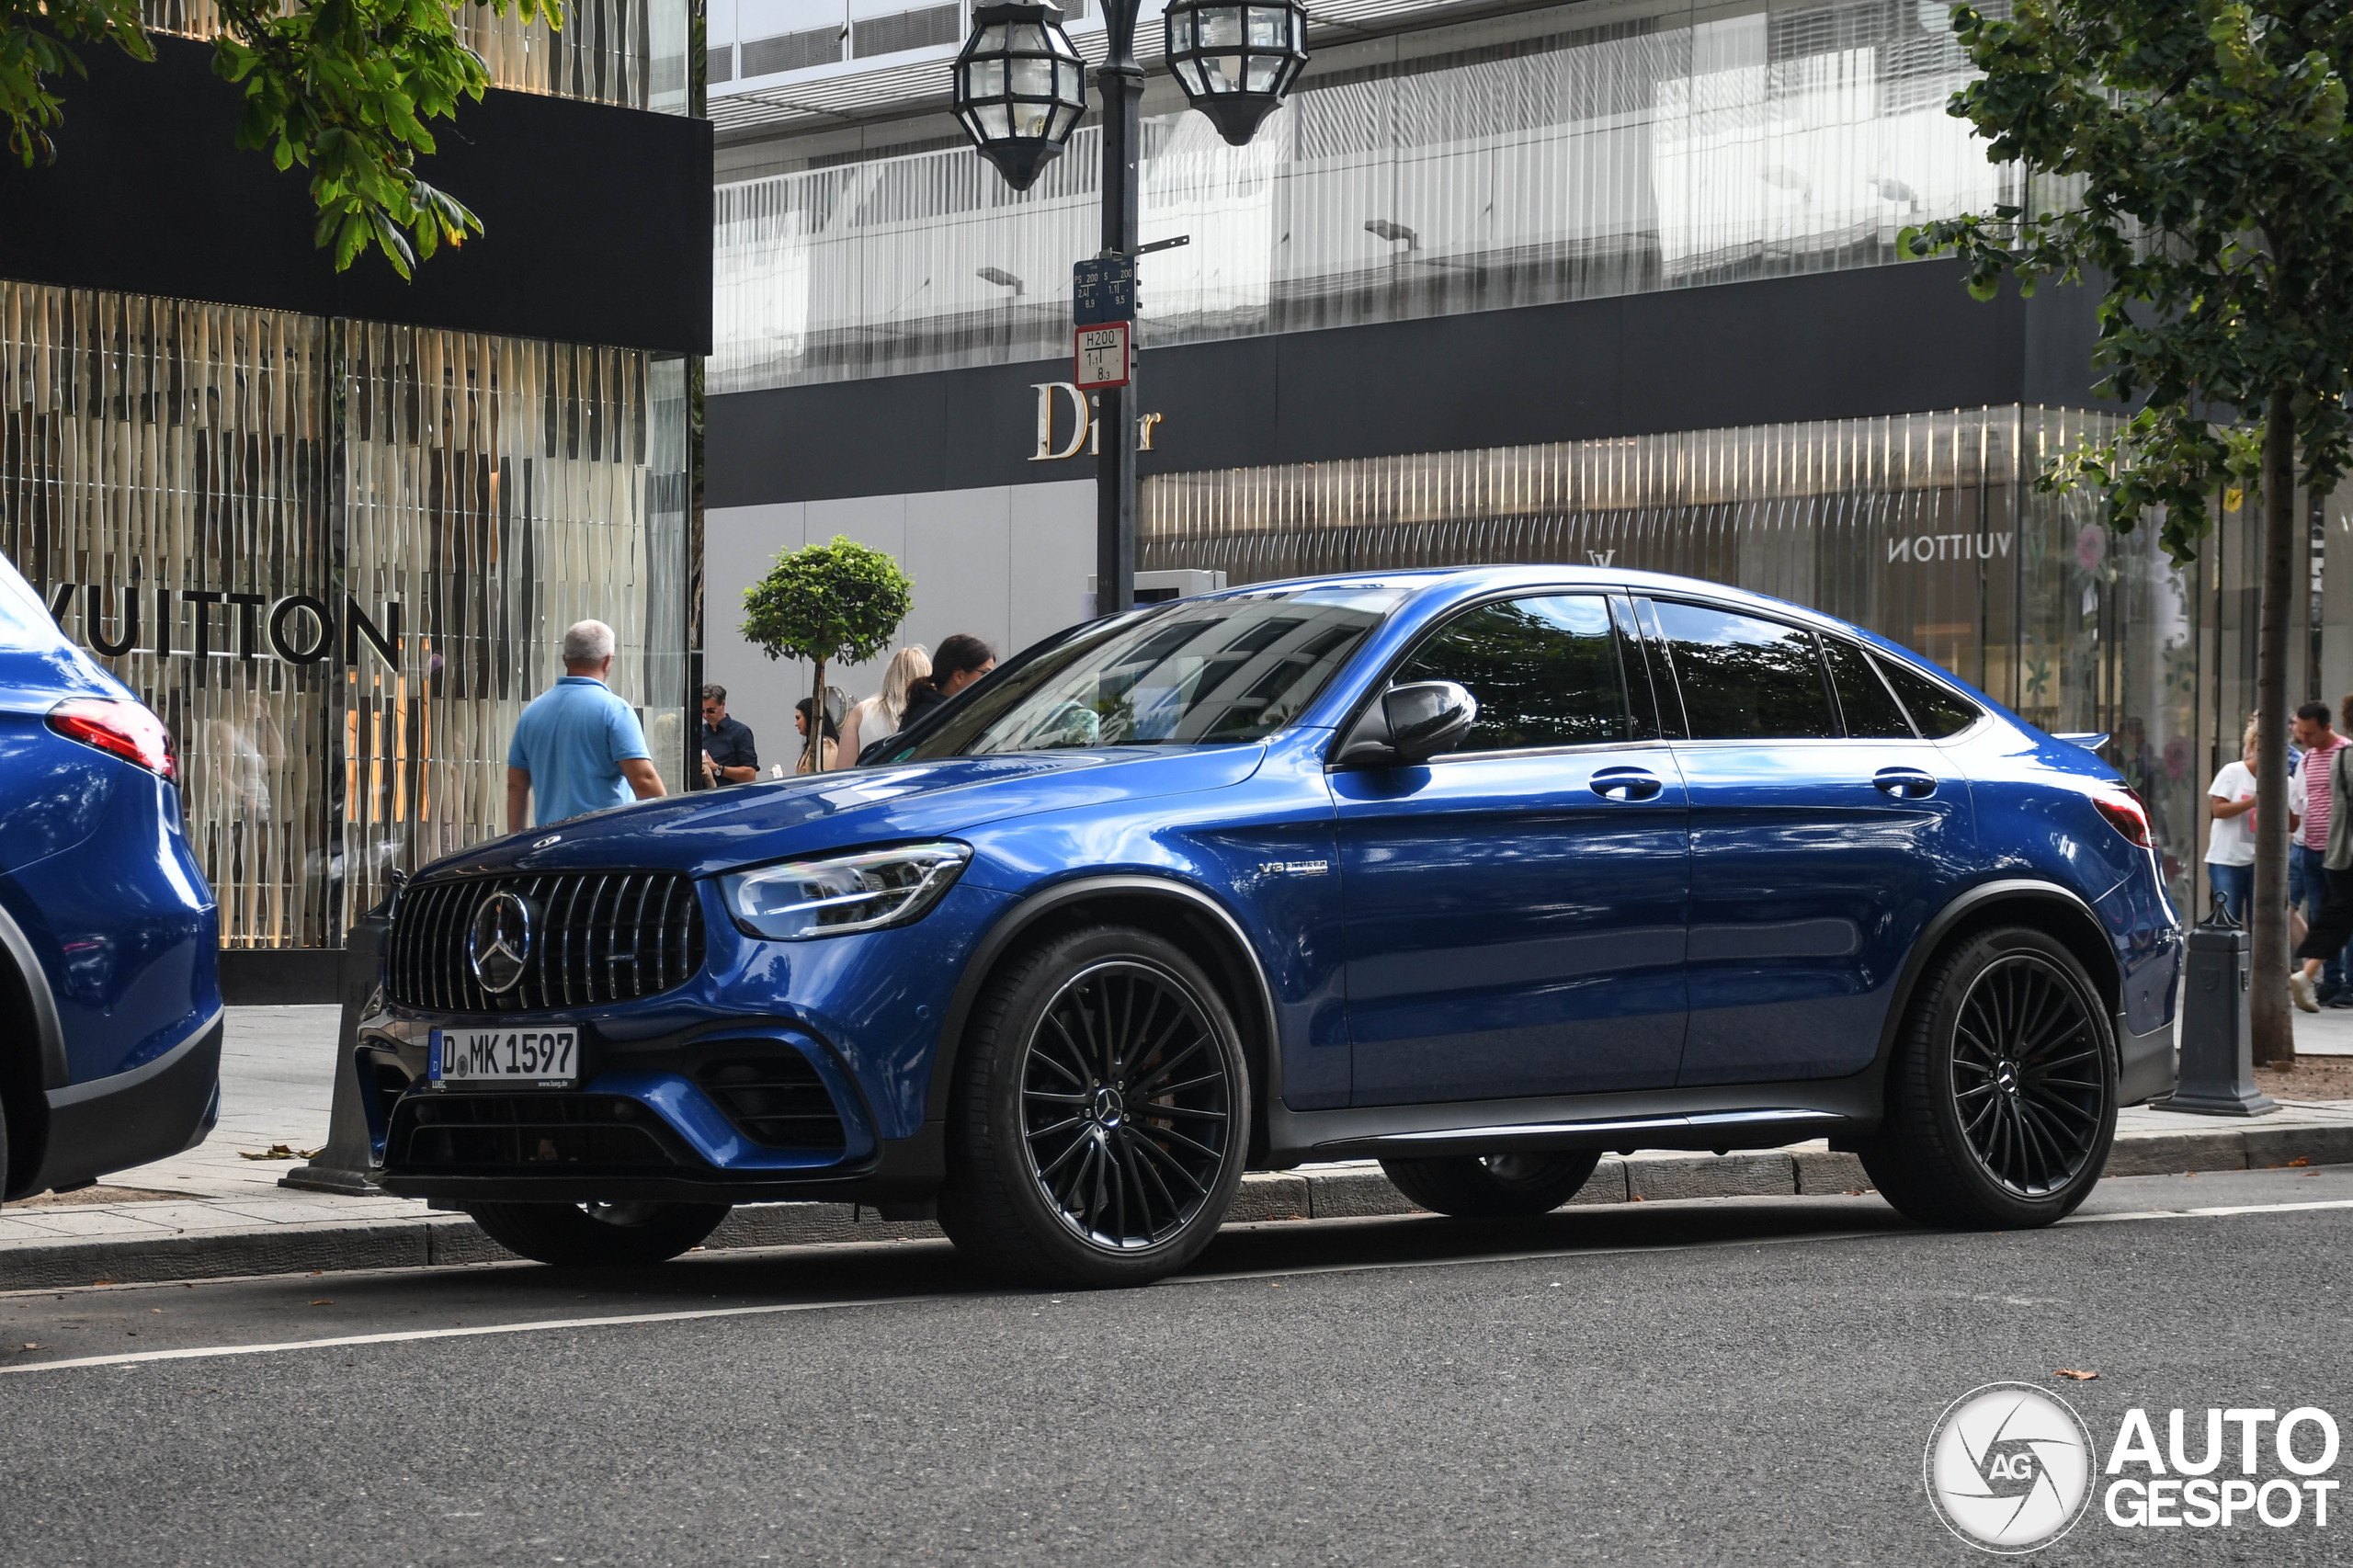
top-left (887, 585), bottom-right (1406, 759)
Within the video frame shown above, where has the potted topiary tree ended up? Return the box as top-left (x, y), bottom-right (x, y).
top-left (740, 535), bottom-right (915, 772)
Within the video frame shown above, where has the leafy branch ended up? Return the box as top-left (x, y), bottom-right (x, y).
top-left (4, 0), bottom-right (563, 278)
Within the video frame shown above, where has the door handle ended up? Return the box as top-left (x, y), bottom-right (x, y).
top-left (1874, 767), bottom-right (1938, 800)
top-left (1590, 766), bottom-right (1664, 801)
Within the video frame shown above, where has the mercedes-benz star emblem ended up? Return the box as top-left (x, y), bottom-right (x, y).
top-left (468, 891), bottom-right (534, 994)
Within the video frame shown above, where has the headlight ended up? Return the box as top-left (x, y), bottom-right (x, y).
top-left (722, 842), bottom-right (972, 940)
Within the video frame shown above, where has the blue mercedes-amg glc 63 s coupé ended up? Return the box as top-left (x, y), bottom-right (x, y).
top-left (363, 567), bottom-right (2180, 1286)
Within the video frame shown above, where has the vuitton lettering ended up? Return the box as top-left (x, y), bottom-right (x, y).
top-left (42, 585), bottom-right (403, 668)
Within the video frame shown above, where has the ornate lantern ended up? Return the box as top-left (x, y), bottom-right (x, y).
top-left (1163, 0), bottom-right (1310, 146)
top-left (950, 3), bottom-right (1090, 192)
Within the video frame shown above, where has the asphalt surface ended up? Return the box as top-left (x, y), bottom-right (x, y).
top-left (5, 1167), bottom-right (2352, 1565)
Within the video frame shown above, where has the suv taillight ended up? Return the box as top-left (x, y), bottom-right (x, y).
top-left (47, 699), bottom-right (178, 784)
top-left (2093, 789), bottom-right (2152, 848)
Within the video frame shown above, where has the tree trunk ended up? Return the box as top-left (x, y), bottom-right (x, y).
top-left (2251, 384), bottom-right (2298, 1067)
top-left (807, 656), bottom-right (828, 773)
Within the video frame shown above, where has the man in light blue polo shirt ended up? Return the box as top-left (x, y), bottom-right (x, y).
top-left (506, 619), bottom-right (668, 830)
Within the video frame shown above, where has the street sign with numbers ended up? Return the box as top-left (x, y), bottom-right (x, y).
top-left (1074, 323), bottom-right (1132, 390)
top-left (1073, 255), bottom-right (1136, 326)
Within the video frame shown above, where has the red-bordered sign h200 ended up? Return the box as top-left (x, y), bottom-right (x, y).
top-left (1074, 323), bottom-right (1132, 390)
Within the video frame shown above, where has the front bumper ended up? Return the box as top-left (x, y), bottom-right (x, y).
top-left (364, 1016), bottom-right (942, 1207)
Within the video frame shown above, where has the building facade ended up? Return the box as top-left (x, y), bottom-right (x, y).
top-left (700, 0), bottom-right (2350, 922)
top-left (1, 6), bottom-right (712, 994)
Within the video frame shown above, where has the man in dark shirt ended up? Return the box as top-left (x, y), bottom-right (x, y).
top-left (699, 684), bottom-right (759, 786)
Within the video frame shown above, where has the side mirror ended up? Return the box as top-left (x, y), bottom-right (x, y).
top-left (1335, 680), bottom-right (1478, 767)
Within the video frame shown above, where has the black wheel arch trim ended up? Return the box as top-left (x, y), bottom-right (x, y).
top-left (1869, 877), bottom-right (2131, 1075)
top-left (926, 875), bottom-right (1284, 1141)
top-left (0, 895), bottom-right (69, 1091)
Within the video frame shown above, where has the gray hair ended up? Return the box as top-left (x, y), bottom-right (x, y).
top-left (562, 619), bottom-right (616, 665)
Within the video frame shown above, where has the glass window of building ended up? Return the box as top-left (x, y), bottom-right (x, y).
top-left (1647, 601), bottom-right (1839, 741)
top-left (1395, 595), bottom-right (1631, 752)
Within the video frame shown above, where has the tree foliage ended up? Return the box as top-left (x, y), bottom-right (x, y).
top-left (4, 0), bottom-right (562, 278)
top-left (1904, 0), bottom-right (2353, 563)
top-left (741, 536), bottom-right (914, 769)
top-left (741, 536), bottom-right (915, 671)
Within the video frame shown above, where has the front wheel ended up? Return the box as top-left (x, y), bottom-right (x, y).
top-left (466, 1200), bottom-right (732, 1267)
top-left (1859, 926), bottom-right (2118, 1228)
top-left (1380, 1151), bottom-right (1604, 1217)
top-left (938, 925), bottom-right (1252, 1288)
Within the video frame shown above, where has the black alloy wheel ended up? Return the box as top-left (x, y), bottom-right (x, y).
top-left (1380, 1150), bottom-right (1604, 1218)
top-left (940, 925), bottom-right (1251, 1287)
top-left (1860, 926), bottom-right (2118, 1228)
top-left (1949, 952), bottom-right (2107, 1196)
top-left (465, 1199), bottom-right (732, 1267)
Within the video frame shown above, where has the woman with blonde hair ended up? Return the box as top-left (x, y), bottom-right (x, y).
top-left (837, 645), bottom-right (931, 762)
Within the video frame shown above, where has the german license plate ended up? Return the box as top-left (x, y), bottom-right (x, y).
top-left (429, 1028), bottom-right (578, 1086)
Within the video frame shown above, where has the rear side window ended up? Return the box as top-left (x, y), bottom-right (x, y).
top-left (1875, 654), bottom-right (1983, 739)
top-left (1646, 600), bottom-right (1838, 740)
top-left (1821, 638), bottom-right (1915, 738)
top-left (1394, 594), bottom-right (1631, 752)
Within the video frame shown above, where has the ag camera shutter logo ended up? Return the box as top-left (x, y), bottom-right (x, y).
top-left (1925, 1382), bottom-right (2097, 1552)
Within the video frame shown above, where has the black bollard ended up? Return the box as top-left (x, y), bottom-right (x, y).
top-left (2154, 907), bottom-right (2278, 1117)
top-left (279, 878), bottom-right (403, 1193)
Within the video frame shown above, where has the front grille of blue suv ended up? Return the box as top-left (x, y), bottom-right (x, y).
top-left (364, 567), bottom-right (2182, 1284)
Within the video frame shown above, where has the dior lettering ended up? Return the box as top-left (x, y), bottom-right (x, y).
top-left (42, 585), bottom-right (402, 668)
top-left (1029, 381), bottom-right (1165, 460)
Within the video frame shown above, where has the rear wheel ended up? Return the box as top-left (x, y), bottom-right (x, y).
top-left (938, 925), bottom-right (1251, 1288)
top-left (1859, 926), bottom-right (2117, 1228)
top-left (465, 1200), bottom-right (731, 1267)
top-left (1380, 1151), bottom-right (1604, 1217)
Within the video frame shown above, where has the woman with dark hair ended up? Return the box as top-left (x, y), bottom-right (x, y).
top-left (901, 633), bottom-right (996, 724)
top-left (791, 696), bottom-right (841, 774)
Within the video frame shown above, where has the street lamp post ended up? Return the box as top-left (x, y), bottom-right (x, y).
top-left (953, 0), bottom-right (1308, 617)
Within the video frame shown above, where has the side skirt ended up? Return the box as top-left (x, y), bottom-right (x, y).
top-left (1258, 1073), bottom-right (1886, 1167)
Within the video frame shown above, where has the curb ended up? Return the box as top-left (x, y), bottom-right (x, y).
top-left (7, 1124), bottom-right (2352, 1293)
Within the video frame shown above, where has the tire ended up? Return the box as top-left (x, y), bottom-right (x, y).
top-left (465, 1200), bottom-right (732, 1267)
top-left (1859, 926), bottom-right (2118, 1228)
top-left (0, 1081), bottom-right (10, 1205)
top-left (938, 924), bottom-right (1252, 1288)
top-left (1380, 1151), bottom-right (1604, 1217)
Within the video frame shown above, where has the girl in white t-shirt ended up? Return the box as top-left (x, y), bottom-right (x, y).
top-left (2207, 721), bottom-right (2262, 923)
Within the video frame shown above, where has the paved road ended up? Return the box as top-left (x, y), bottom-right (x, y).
top-left (4, 1167), bottom-right (2351, 1565)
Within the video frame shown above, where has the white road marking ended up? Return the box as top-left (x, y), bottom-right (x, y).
top-left (6, 1196), bottom-right (2349, 1377)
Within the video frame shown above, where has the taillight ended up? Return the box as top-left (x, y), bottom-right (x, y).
top-left (2093, 789), bottom-right (2152, 848)
top-left (47, 699), bottom-right (178, 784)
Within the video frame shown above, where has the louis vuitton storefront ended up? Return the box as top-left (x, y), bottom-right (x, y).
top-left (1, 11), bottom-right (710, 995)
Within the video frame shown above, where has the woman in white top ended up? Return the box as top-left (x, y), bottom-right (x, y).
top-left (835, 645), bottom-right (931, 763)
top-left (2207, 719), bottom-right (2262, 925)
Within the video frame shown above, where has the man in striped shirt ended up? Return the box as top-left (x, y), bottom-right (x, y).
top-left (2290, 700), bottom-right (2348, 1007)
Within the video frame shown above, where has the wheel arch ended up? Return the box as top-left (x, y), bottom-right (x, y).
top-left (1874, 879), bottom-right (2125, 1073)
top-left (926, 876), bottom-right (1283, 1165)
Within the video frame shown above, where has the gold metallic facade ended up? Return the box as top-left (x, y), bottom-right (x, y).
top-left (144, 0), bottom-right (695, 113)
top-left (0, 281), bottom-right (690, 949)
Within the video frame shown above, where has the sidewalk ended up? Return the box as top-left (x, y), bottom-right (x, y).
top-left (6, 1006), bottom-right (2353, 1291)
